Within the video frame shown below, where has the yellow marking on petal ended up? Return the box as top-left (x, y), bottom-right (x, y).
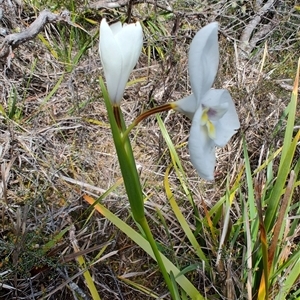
top-left (200, 108), bottom-right (216, 140)
top-left (170, 102), bottom-right (177, 110)
top-left (200, 108), bottom-right (209, 125)
top-left (207, 120), bottom-right (216, 139)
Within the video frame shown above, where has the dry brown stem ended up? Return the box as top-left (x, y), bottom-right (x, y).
top-left (89, 0), bottom-right (172, 12)
top-left (0, 9), bottom-right (71, 60)
top-left (239, 0), bottom-right (278, 58)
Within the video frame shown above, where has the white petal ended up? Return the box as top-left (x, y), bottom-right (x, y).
top-left (174, 94), bottom-right (197, 119)
top-left (99, 19), bottom-right (143, 104)
top-left (214, 92), bottom-right (240, 147)
top-left (110, 21), bottom-right (122, 35)
top-left (201, 89), bottom-right (240, 147)
top-left (99, 19), bottom-right (123, 103)
top-left (207, 102), bottom-right (228, 121)
top-left (201, 88), bottom-right (226, 107)
top-left (114, 22), bottom-right (143, 102)
top-left (188, 106), bottom-right (216, 180)
top-left (188, 22), bottom-right (219, 103)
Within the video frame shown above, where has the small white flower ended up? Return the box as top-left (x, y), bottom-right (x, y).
top-left (175, 23), bottom-right (240, 180)
top-left (99, 19), bottom-right (143, 105)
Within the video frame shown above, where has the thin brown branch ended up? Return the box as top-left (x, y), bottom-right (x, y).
top-left (0, 9), bottom-right (71, 60)
top-left (89, 0), bottom-right (172, 12)
top-left (239, 0), bottom-right (278, 57)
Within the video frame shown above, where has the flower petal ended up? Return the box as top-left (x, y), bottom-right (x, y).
top-left (188, 105), bottom-right (216, 180)
top-left (114, 21), bottom-right (143, 102)
top-left (207, 103), bottom-right (228, 121)
top-left (188, 22), bottom-right (219, 103)
top-left (201, 89), bottom-right (240, 147)
top-left (99, 19), bottom-right (123, 103)
top-left (99, 19), bottom-right (143, 104)
top-left (174, 94), bottom-right (197, 119)
top-left (110, 21), bottom-right (122, 35)
top-left (214, 92), bottom-right (240, 147)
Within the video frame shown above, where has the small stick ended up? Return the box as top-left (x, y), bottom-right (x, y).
top-left (0, 9), bottom-right (72, 60)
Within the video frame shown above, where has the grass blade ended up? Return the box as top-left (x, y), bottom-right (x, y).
top-left (84, 194), bottom-right (204, 300)
top-left (164, 164), bottom-right (208, 266)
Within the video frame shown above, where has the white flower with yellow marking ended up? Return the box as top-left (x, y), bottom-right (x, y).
top-left (174, 23), bottom-right (240, 180)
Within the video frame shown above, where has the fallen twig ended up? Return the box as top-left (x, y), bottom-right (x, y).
top-left (239, 0), bottom-right (278, 58)
top-left (0, 9), bottom-right (71, 60)
top-left (89, 0), bottom-right (172, 12)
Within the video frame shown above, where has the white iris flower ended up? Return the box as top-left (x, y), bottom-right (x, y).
top-left (99, 19), bottom-right (143, 105)
top-left (174, 22), bottom-right (240, 180)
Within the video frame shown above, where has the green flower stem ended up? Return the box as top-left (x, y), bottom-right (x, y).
top-left (122, 103), bottom-right (175, 141)
top-left (100, 78), bottom-right (176, 299)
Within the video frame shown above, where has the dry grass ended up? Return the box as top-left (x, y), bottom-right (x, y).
top-left (0, 0), bottom-right (299, 299)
